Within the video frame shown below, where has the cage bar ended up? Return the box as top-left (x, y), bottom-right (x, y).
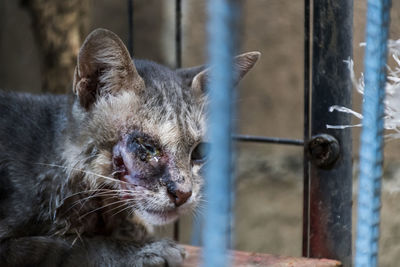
top-left (302, 0), bottom-right (311, 258)
top-left (127, 0), bottom-right (134, 56)
top-left (202, 0), bottom-right (239, 266)
top-left (233, 134), bottom-right (304, 146)
top-left (173, 0), bottom-right (182, 242)
top-left (306, 0), bottom-right (353, 266)
top-left (355, 0), bottom-right (392, 266)
top-left (175, 0), bottom-right (182, 69)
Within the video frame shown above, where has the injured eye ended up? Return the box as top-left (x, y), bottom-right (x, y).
top-left (190, 142), bottom-right (210, 164)
top-left (128, 135), bottom-right (161, 162)
top-left (141, 141), bottom-right (157, 155)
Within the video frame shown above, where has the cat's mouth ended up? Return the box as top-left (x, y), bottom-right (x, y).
top-left (139, 208), bottom-right (179, 225)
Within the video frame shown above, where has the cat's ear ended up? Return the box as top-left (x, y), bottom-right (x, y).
top-left (188, 51), bottom-right (261, 94)
top-left (73, 28), bottom-right (145, 109)
top-left (176, 65), bottom-right (207, 88)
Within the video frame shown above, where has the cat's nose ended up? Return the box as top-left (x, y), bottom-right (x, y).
top-left (167, 187), bottom-right (192, 207)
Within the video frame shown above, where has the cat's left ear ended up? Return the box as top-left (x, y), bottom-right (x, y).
top-left (178, 51), bottom-right (260, 94)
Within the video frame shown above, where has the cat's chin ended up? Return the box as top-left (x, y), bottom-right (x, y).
top-left (136, 208), bottom-right (180, 226)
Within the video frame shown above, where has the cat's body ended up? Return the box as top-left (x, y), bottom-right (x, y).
top-left (0, 29), bottom-right (259, 266)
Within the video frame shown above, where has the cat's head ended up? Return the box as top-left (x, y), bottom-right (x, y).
top-left (68, 28), bottom-right (259, 226)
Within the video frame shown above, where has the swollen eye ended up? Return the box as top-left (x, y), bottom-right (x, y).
top-left (141, 142), bottom-right (157, 155)
top-left (190, 142), bottom-right (210, 164)
top-left (128, 136), bottom-right (161, 162)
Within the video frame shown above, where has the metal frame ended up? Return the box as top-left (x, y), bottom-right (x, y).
top-left (127, 0), bottom-right (134, 56)
top-left (302, 0), bottom-right (311, 259)
top-left (305, 1), bottom-right (354, 266)
top-left (174, 0), bottom-right (182, 242)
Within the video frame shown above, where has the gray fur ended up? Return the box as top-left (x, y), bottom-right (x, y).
top-left (0, 28), bottom-right (259, 266)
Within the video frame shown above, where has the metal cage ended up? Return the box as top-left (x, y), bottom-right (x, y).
top-left (126, 0), bottom-right (392, 266)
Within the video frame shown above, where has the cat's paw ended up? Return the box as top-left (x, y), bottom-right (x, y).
top-left (134, 239), bottom-right (186, 267)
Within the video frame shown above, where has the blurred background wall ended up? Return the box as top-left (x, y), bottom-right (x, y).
top-left (1, 0), bottom-right (400, 265)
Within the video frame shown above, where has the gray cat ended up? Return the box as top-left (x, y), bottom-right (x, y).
top-left (0, 28), bottom-right (259, 266)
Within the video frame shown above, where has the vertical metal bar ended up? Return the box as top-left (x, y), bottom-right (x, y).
top-left (302, 0), bottom-right (311, 257)
top-left (175, 0), bottom-right (182, 68)
top-left (309, 0), bottom-right (353, 266)
top-left (173, 0), bottom-right (182, 242)
top-left (355, 1), bottom-right (391, 266)
top-left (203, 0), bottom-right (238, 266)
top-left (127, 0), bottom-right (134, 56)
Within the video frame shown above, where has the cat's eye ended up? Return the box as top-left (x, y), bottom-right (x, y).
top-left (128, 135), bottom-right (161, 161)
top-left (141, 143), bottom-right (156, 155)
top-left (190, 142), bottom-right (210, 164)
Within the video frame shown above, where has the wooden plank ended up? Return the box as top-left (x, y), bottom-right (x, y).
top-left (183, 245), bottom-right (342, 267)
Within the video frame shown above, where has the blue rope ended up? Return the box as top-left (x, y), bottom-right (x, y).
top-left (355, 0), bottom-right (391, 266)
top-left (202, 0), bottom-right (238, 266)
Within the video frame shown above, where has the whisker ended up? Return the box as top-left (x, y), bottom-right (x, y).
top-left (61, 188), bottom-right (112, 203)
top-left (104, 201), bottom-right (133, 216)
top-left (79, 199), bottom-right (130, 220)
top-left (111, 170), bottom-right (124, 176)
top-left (69, 154), bottom-right (97, 167)
top-left (60, 189), bottom-right (132, 216)
top-left (36, 163), bottom-right (129, 185)
top-left (63, 190), bottom-right (135, 216)
top-left (61, 188), bottom-right (135, 203)
top-left (74, 192), bottom-right (126, 213)
top-left (111, 202), bottom-right (138, 218)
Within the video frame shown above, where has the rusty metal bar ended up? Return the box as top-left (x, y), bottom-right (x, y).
top-left (307, 0), bottom-right (353, 266)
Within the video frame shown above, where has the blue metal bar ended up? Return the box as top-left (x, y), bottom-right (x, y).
top-left (355, 0), bottom-right (392, 266)
top-left (203, 0), bottom-right (238, 266)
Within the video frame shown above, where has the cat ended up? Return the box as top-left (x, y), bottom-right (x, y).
top-left (0, 28), bottom-right (260, 266)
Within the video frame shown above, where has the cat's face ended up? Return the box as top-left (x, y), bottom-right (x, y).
top-left (69, 29), bottom-right (259, 226)
top-left (84, 83), bottom-right (207, 225)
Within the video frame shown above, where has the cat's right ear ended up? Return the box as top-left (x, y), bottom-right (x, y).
top-left (73, 28), bottom-right (145, 109)
top-left (179, 51), bottom-right (261, 96)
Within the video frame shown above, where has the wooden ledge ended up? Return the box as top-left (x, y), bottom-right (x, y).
top-left (183, 245), bottom-right (342, 267)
